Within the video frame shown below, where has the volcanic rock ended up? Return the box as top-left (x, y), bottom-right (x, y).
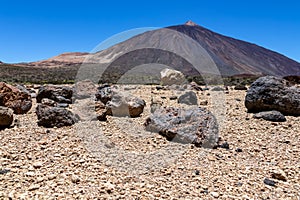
top-left (245, 76), bottom-right (300, 116)
top-left (178, 91), bottom-right (198, 105)
top-left (41, 98), bottom-right (57, 107)
top-left (253, 110), bottom-right (286, 122)
top-left (144, 107), bottom-right (219, 148)
top-left (36, 104), bottom-right (79, 128)
top-left (95, 84), bottom-right (113, 104)
top-left (106, 93), bottom-right (146, 118)
top-left (36, 85), bottom-right (73, 104)
top-left (0, 82), bottom-right (32, 114)
top-left (0, 106), bottom-right (14, 127)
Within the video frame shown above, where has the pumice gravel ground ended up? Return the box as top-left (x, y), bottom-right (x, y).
top-left (0, 85), bottom-right (299, 199)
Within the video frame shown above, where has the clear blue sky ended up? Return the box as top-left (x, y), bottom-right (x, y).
top-left (0, 0), bottom-right (299, 63)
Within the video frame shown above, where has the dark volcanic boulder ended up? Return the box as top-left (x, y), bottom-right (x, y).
top-left (245, 76), bottom-right (300, 116)
top-left (0, 106), bottom-right (14, 127)
top-left (144, 107), bottom-right (219, 148)
top-left (178, 91), bottom-right (198, 105)
top-left (106, 93), bottom-right (146, 117)
top-left (95, 84), bottom-right (113, 104)
top-left (0, 82), bottom-right (32, 114)
top-left (253, 110), bottom-right (286, 122)
top-left (36, 104), bottom-right (79, 128)
top-left (37, 85), bottom-right (73, 104)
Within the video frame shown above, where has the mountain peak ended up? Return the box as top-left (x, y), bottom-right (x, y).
top-left (184, 20), bottom-right (199, 26)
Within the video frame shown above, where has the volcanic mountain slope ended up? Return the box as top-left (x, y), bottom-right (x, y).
top-left (1, 21), bottom-right (299, 84)
top-left (168, 21), bottom-right (300, 76)
top-left (88, 20), bottom-right (300, 79)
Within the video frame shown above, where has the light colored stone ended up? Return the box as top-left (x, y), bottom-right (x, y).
top-left (160, 68), bottom-right (186, 86)
top-left (211, 192), bottom-right (219, 198)
top-left (271, 169), bottom-right (288, 181)
top-left (33, 161), bottom-right (43, 168)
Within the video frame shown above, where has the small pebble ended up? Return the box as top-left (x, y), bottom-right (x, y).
top-left (211, 192), bottom-right (219, 198)
top-left (219, 142), bottom-right (230, 149)
top-left (263, 178), bottom-right (276, 186)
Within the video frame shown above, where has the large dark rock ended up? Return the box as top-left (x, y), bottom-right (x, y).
top-left (36, 104), bottom-right (79, 128)
top-left (144, 107), bottom-right (219, 148)
top-left (245, 76), bottom-right (300, 116)
top-left (178, 91), bottom-right (198, 105)
top-left (37, 85), bottom-right (73, 104)
top-left (0, 82), bottom-right (32, 114)
top-left (106, 93), bottom-right (146, 117)
top-left (253, 110), bottom-right (286, 122)
top-left (0, 106), bottom-right (14, 128)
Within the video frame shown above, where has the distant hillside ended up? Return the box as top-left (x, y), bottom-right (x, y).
top-left (1, 21), bottom-right (299, 84)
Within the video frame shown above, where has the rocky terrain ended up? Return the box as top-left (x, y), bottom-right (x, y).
top-left (0, 74), bottom-right (299, 199)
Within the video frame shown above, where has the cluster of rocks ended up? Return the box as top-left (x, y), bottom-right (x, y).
top-left (35, 85), bottom-right (78, 128)
top-left (0, 82), bottom-right (32, 128)
top-left (0, 82), bottom-right (32, 114)
top-left (91, 84), bottom-right (146, 120)
top-left (245, 76), bottom-right (300, 122)
top-left (3, 69), bottom-right (297, 149)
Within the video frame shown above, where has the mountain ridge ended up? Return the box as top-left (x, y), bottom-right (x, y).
top-left (1, 21), bottom-right (299, 84)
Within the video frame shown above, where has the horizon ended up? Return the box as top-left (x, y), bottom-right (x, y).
top-left (1, 0), bottom-right (299, 63)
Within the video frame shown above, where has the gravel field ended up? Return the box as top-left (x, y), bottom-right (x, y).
top-left (0, 85), bottom-right (299, 199)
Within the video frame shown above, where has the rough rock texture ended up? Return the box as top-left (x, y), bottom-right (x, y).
top-left (160, 69), bottom-right (186, 86)
top-left (36, 85), bottom-right (73, 104)
top-left (36, 104), bottom-right (78, 128)
top-left (144, 107), bottom-right (219, 148)
top-left (178, 91), bottom-right (198, 105)
top-left (0, 82), bottom-right (32, 114)
top-left (253, 110), bottom-right (286, 122)
top-left (41, 98), bottom-right (57, 107)
top-left (106, 93), bottom-right (146, 118)
top-left (245, 76), bottom-right (300, 116)
top-left (95, 84), bottom-right (113, 104)
top-left (74, 79), bottom-right (98, 99)
top-left (0, 106), bottom-right (13, 127)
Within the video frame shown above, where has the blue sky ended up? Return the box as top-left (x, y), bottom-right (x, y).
top-left (0, 0), bottom-right (299, 63)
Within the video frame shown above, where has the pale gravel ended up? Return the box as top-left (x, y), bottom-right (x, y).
top-left (0, 85), bottom-right (299, 199)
